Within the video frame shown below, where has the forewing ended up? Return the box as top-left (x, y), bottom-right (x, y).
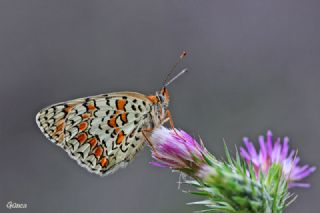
top-left (36, 92), bottom-right (154, 176)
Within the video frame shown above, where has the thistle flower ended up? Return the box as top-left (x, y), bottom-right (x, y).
top-left (150, 127), bottom-right (315, 213)
top-left (150, 127), bottom-right (274, 212)
top-left (150, 126), bottom-right (214, 176)
top-left (240, 130), bottom-right (316, 188)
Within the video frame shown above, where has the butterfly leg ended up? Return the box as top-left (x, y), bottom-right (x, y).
top-left (165, 110), bottom-right (186, 142)
top-left (141, 128), bottom-right (161, 158)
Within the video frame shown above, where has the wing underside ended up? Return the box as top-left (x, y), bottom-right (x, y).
top-left (36, 92), bottom-right (154, 175)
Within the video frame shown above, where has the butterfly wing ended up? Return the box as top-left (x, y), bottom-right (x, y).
top-left (36, 92), bottom-right (155, 176)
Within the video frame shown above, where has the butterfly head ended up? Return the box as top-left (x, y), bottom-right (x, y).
top-left (158, 87), bottom-right (170, 106)
top-left (148, 87), bottom-right (170, 109)
top-left (152, 87), bottom-right (169, 110)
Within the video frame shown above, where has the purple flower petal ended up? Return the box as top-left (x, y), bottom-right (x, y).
top-left (240, 147), bottom-right (251, 161)
top-left (281, 137), bottom-right (289, 160)
top-left (259, 135), bottom-right (267, 163)
top-left (149, 162), bottom-right (168, 168)
top-left (150, 126), bottom-right (206, 170)
top-left (267, 130), bottom-right (273, 155)
top-left (289, 182), bottom-right (311, 188)
top-left (240, 130), bottom-right (316, 188)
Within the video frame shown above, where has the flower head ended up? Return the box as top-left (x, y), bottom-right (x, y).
top-left (150, 126), bottom-right (210, 174)
top-left (240, 130), bottom-right (316, 188)
top-left (150, 127), bottom-right (314, 212)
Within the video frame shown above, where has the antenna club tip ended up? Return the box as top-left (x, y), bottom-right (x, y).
top-left (180, 51), bottom-right (187, 59)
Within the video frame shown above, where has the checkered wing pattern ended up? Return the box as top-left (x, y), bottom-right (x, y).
top-left (36, 92), bottom-right (154, 176)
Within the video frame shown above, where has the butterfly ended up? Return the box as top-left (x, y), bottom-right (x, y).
top-left (36, 53), bottom-right (187, 176)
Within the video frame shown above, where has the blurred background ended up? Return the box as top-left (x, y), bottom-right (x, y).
top-left (0, 0), bottom-right (319, 212)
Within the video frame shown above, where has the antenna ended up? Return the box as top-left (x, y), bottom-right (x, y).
top-left (163, 51), bottom-right (187, 86)
top-left (164, 68), bottom-right (188, 87)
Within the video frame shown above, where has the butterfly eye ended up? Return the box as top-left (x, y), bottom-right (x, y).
top-left (158, 94), bottom-right (165, 103)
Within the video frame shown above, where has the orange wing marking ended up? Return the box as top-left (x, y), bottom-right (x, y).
top-left (107, 115), bottom-right (117, 128)
top-left (81, 113), bottom-right (90, 119)
top-left (88, 137), bottom-right (97, 148)
top-left (79, 122), bottom-right (88, 131)
top-left (63, 104), bottom-right (75, 113)
top-left (55, 120), bottom-right (64, 132)
top-left (76, 133), bottom-right (87, 144)
top-left (100, 157), bottom-right (109, 168)
top-left (116, 99), bottom-right (127, 111)
top-left (116, 131), bottom-right (125, 144)
top-left (94, 146), bottom-right (103, 158)
top-left (120, 113), bottom-right (128, 124)
top-left (87, 103), bottom-right (96, 111)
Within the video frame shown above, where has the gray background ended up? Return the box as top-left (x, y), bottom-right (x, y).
top-left (0, 0), bottom-right (319, 212)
